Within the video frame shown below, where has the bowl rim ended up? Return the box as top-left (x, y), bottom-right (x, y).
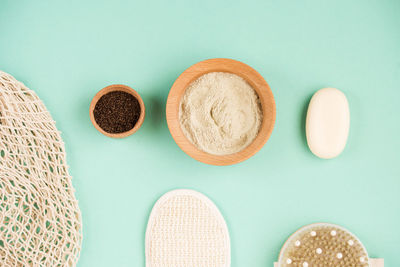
top-left (166, 58), bottom-right (276, 165)
top-left (89, 84), bottom-right (145, 138)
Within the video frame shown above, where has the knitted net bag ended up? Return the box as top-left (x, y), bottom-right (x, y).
top-left (0, 71), bottom-right (82, 266)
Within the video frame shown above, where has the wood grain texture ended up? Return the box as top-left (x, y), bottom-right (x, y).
top-left (89, 84), bottom-right (145, 138)
top-left (166, 58), bottom-right (276, 165)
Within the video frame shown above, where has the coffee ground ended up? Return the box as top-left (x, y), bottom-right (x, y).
top-left (93, 91), bottom-right (141, 134)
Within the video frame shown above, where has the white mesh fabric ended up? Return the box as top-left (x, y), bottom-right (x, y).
top-left (0, 71), bottom-right (82, 266)
top-left (145, 189), bottom-right (230, 267)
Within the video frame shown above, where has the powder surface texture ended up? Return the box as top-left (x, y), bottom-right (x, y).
top-left (179, 72), bottom-right (262, 155)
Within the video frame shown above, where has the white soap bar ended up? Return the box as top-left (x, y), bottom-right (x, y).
top-left (306, 88), bottom-right (350, 159)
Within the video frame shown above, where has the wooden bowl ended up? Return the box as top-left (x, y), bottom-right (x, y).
top-left (89, 84), bottom-right (145, 138)
top-left (166, 58), bottom-right (276, 165)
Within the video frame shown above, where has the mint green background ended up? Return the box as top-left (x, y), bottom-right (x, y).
top-left (1, 0), bottom-right (399, 266)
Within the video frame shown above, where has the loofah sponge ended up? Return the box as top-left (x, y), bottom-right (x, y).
top-left (0, 71), bottom-right (82, 266)
top-left (278, 223), bottom-right (369, 267)
top-left (145, 189), bottom-right (230, 267)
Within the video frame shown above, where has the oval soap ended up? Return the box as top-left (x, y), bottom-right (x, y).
top-left (306, 88), bottom-right (350, 159)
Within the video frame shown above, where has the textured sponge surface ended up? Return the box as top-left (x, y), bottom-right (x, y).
top-left (145, 189), bottom-right (230, 267)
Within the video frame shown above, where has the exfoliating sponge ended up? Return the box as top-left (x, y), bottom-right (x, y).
top-left (278, 223), bottom-right (369, 267)
top-left (0, 71), bottom-right (82, 266)
top-left (145, 189), bottom-right (231, 267)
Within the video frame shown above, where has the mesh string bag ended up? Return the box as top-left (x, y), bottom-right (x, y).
top-left (0, 71), bottom-right (82, 266)
top-left (145, 189), bottom-right (231, 267)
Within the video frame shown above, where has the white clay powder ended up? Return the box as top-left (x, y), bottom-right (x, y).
top-left (179, 72), bottom-right (263, 155)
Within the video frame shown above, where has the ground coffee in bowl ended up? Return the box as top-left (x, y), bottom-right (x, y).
top-left (90, 84), bottom-right (145, 138)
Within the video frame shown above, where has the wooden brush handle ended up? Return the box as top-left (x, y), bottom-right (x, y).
top-left (371, 258), bottom-right (385, 267)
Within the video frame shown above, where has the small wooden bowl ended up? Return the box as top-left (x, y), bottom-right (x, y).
top-left (89, 84), bottom-right (145, 138)
top-left (166, 58), bottom-right (276, 165)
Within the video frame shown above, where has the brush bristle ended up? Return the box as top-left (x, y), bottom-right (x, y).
top-left (279, 223), bottom-right (369, 267)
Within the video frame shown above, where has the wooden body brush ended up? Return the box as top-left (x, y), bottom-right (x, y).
top-left (276, 223), bottom-right (384, 267)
